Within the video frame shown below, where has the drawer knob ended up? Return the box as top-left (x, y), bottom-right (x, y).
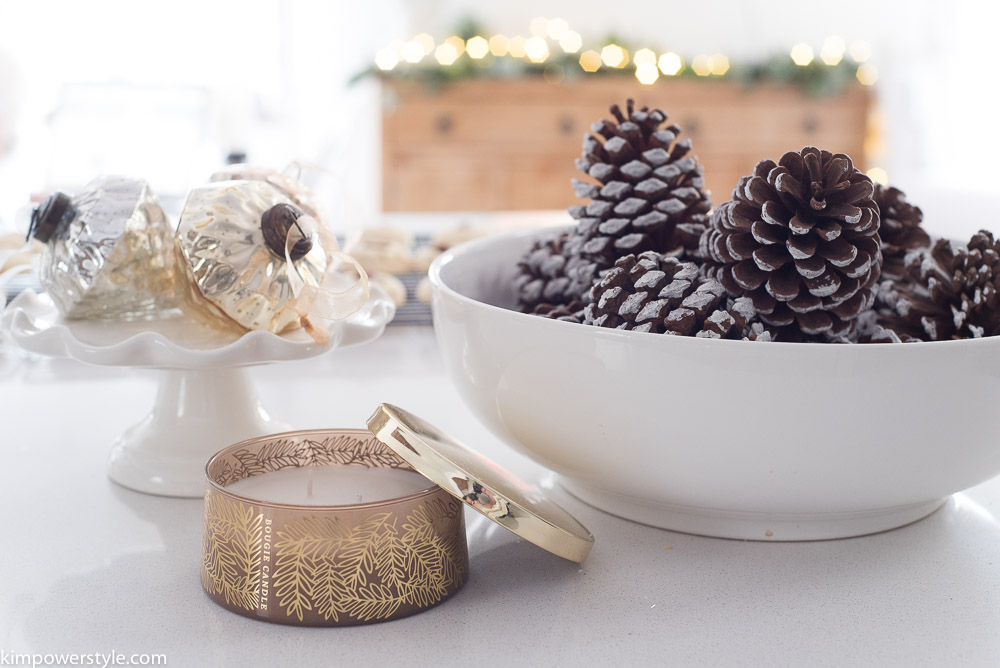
top-left (435, 114), bottom-right (454, 135)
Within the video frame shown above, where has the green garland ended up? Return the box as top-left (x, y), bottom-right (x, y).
top-left (737, 55), bottom-right (861, 97)
top-left (354, 20), bottom-right (866, 97)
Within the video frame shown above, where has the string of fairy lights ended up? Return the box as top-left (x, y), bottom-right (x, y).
top-left (370, 17), bottom-right (879, 89)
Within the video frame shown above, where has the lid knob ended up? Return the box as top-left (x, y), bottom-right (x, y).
top-left (261, 203), bottom-right (313, 262)
top-left (28, 192), bottom-right (75, 243)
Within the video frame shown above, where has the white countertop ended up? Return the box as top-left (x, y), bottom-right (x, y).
top-left (1, 326), bottom-right (999, 667)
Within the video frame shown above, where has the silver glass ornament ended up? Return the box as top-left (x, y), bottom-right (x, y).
top-left (29, 175), bottom-right (176, 319)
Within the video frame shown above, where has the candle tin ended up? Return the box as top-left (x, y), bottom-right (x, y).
top-left (202, 406), bottom-right (594, 627)
top-left (202, 428), bottom-right (468, 627)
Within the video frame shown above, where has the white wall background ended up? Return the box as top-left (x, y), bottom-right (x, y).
top-left (0, 0), bottom-right (998, 237)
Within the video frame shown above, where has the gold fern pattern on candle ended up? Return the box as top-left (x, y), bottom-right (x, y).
top-left (208, 434), bottom-right (414, 487)
top-left (272, 497), bottom-right (466, 623)
top-left (201, 489), bottom-right (264, 612)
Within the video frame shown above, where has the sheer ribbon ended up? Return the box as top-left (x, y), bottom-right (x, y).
top-left (282, 213), bottom-right (369, 345)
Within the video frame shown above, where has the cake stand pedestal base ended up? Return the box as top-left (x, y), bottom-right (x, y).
top-left (108, 367), bottom-right (285, 498)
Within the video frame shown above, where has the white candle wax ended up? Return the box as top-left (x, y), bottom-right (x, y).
top-left (226, 466), bottom-right (431, 506)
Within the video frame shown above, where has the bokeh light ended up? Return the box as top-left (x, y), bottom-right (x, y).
top-left (821, 36), bottom-right (846, 66)
top-left (790, 43), bottom-right (814, 66)
top-left (434, 42), bottom-right (459, 66)
top-left (691, 54), bottom-right (712, 76)
top-left (866, 167), bottom-right (888, 186)
top-left (401, 40), bottom-right (426, 64)
top-left (374, 47), bottom-right (399, 71)
top-left (546, 18), bottom-right (569, 40)
top-left (658, 52), bottom-right (683, 75)
top-left (465, 36), bottom-right (489, 60)
top-left (635, 63), bottom-right (659, 85)
top-left (559, 31), bottom-right (583, 54)
top-left (579, 50), bottom-right (602, 72)
top-left (856, 63), bottom-right (878, 86)
top-left (508, 36), bottom-right (527, 58)
top-left (633, 48), bottom-right (657, 66)
top-left (710, 53), bottom-right (729, 75)
top-left (488, 35), bottom-right (509, 57)
top-left (525, 36), bottom-right (550, 63)
top-left (601, 44), bottom-right (628, 68)
top-left (529, 17), bottom-right (548, 37)
top-left (850, 40), bottom-right (872, 63)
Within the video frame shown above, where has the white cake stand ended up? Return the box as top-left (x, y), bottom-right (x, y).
top-left (2, 288), bottom-right (395, 498)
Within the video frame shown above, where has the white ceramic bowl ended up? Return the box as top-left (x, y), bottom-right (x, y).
top-left (429, 227), bottom-right (1000, 540)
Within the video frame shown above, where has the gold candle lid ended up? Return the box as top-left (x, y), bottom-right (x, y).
top-left (367, 403), bottom-right (594, 563)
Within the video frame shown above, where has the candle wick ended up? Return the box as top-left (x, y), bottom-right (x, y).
top-left (307, 467), bottom-right (314, 499)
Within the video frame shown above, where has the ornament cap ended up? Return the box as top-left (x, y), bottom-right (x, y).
top-left (261, 203), bottom-right (313, 262)
top-left (28, 192), bottom-right (75, 243)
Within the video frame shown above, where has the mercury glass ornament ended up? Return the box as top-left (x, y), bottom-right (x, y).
top-left (174, 179), bottom-right (328, 334)
top-left (28, 175), bottom-right (176, 319)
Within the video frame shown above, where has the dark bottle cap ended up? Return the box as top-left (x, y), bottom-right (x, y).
top-left (28, 192), bottom-right (75, 243)
top-left (260, 203), bottom-right (313, 262)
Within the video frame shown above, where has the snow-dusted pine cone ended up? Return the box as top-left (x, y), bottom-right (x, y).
top-left (875, 184), bottom-right (929, 280)
top-left (513, 233), bottom-right (600, 312)
top-left (853, 308), bottom-right (922, 343)
top-left (583, 251), bottom-right (771, 340)
top-left (701, 147), bottom-right (881, 338)
top-left (885, 231), bottom-right (1000, 340)
top-left (571, 99), bottom-right (712, 263)
top-left (530, 300), bottom-right (586, 323)
top-left (515, 100), bottom-right (712, 316)
top-left (859, 326), bottom-right (923, 344)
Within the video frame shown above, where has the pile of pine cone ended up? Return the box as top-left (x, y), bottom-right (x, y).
top-left (513, 100), bottom-right (1000, 343)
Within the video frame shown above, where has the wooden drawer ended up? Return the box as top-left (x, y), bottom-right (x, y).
top-left (382, 79), bottom-right (871, 212)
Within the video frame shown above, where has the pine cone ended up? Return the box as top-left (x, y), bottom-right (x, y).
top-left (859, 326), bottom-right (922, 344)
top-left (514, 99), bottom-right (711, 316)
top-left (866, 275), bottom-right (924, 342)
top-left (853, 307), bottom-right (921, 343)
top-left (583, 252), bottom-right (771, 340)
top-left (514, 233), bottom-right (600, 312)
top-left (875, 184), bottom-right (929, 280)
top-left (570, 99), bottom-right (712, 264)
top-left (888, 231), bottom-right (1000, 340)
top-left (701, 147), bottom-right (881, 338)
top-left (530, 300), bottom-right (586, 323)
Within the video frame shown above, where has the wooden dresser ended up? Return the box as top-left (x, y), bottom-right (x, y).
top-left (381, 78), bottom-right (871, 212)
